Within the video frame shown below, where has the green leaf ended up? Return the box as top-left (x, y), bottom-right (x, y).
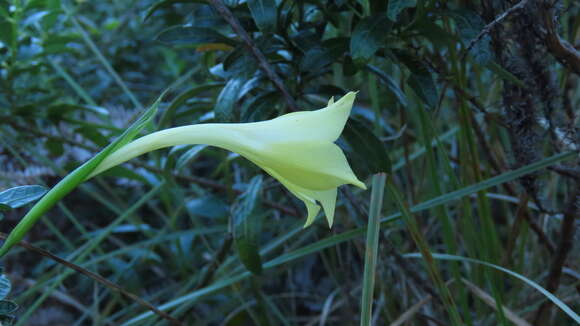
top-left (0, 186), bottom-right (48, 209)
top-left (0, 274), bottom-right (11, 300)
top-left (159, 83), bottom-right (223, 127)
top-left (75, 126), bottom-right (109, 147)
top-left (215, 77), bottom-right (244, 122)
top-left (387, 0), bottom-right (416, 22)
top-left (365, 64), bottom-right (408, 107)
top-left (394, 50), bottom-right (438, 108)
top-left (247, 0), bottom-right (277, 32)
top-left (186, 196), bottom-right (229, 219)
top-left (176, 145), bottom-right (207, 171)
top-left (341, 118), bottom-right (391, 178)
top-left (350, 14), bottom-right (392, 63)
top-left (485, 61), bottom-right (526, 88)
top-left (233, 175), bottom-right (264, 275)
top-left (447, 10), bottom-right (493, 65)
top-left (300, 37), bottom-right (348, 72)
top-left (240, 91), bottom-right (279, 123)
top-left (144, 0), bottom-right (201, 21)
top-left (0, 92), bottom-right (165, 256)
top-left (407, 73), bottom-right (438, 108)
top-left (156, 26), bottom-right (236, 47)
top-left (0, 15), bottom-right (14, 49)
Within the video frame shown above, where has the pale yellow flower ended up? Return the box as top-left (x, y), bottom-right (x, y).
top-left (90, 92), bottom-right (366, 227)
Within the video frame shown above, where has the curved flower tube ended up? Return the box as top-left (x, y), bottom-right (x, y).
top-left (90, 92), bottom-right (366, 227)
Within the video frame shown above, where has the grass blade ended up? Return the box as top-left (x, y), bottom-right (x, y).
top-left (360, 173), bottom-right (387, 326)
top-left (404, 253), bottom-right (580, 324)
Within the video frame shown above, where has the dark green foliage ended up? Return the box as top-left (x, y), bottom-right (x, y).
top-left (247, 0), bottom-right (277, 32)
top-left (0, 0), bottom-right (578, 325)
top-left (342, 119), bottom-right (391, 178)
top-left (233, 175), bottom-right (264, 275)
top-left (350, 14), bottom-right (392, 64)
top-left (0, 268), bottom-right (16, 325)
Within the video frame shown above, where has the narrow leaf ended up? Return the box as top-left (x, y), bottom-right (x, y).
top-left (233, 175), bottom-right (264, 275)
top-left (360, 174), bottom-right (387, 326)
top-left (387, 0), bottom-right (416, 22)
top-left (215, 77), bottom-right (244, 122)
top-left (156, 26), bottom-right (236, 47)
top-left (247, 0), bottom-right (277, 32)
top-left (405, 253), bottom-right (580, 324)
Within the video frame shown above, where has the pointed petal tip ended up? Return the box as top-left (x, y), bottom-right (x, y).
top-left (326, 218), bottom-right (334, 229)
top-left (351, 179), bottom-right (367, 190)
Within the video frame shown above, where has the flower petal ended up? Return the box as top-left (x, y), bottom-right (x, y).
top-left (261, 165), bottom-right (339, 227)
top-left (249, 142), bottom-right (366, 190)
top-left (235, 91), bottom-right (357, 145)
top-left (317, 188), bottom-right (337, 228)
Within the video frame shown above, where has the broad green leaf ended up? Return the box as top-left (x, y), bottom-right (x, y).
top-left (394, 49), bottom-right (438, 108)
top-left (342, 118), bottom-right (391, 178)
top-left (247, 0), bottom-right (277, 32)
top-left (233, 175), bottom-right (264, 275)
top-left (0, 186), bottom-right (48, 209)
top-left (0, 92), bottom-right (165, 256)
top-left (214, 77), bottom-right (244, 122)
top-left (350, 14), bottom-right (392, 63)
top-left (156, 26), bottom-right (236, 47)
top-left (387, 0), bottom-right (416, 22)
top-left (300, 37), bottom-right (348, 72)
top-left (408, 73), bottom-right (438, 108)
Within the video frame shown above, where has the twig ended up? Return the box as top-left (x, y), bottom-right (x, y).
top-left (462, 0), bottom-right (530, 61)
top-left (539, 1), bottom-right (580, 75)
top-left (0, 233), bottom-right (183, 326)
top-left (206, 0), bottom-right (298, 111)
top-left (533, 186), bottom-right (579, 325)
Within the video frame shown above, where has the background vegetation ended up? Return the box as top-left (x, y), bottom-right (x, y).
top-left (0, 0), bottom-right (578, 325)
